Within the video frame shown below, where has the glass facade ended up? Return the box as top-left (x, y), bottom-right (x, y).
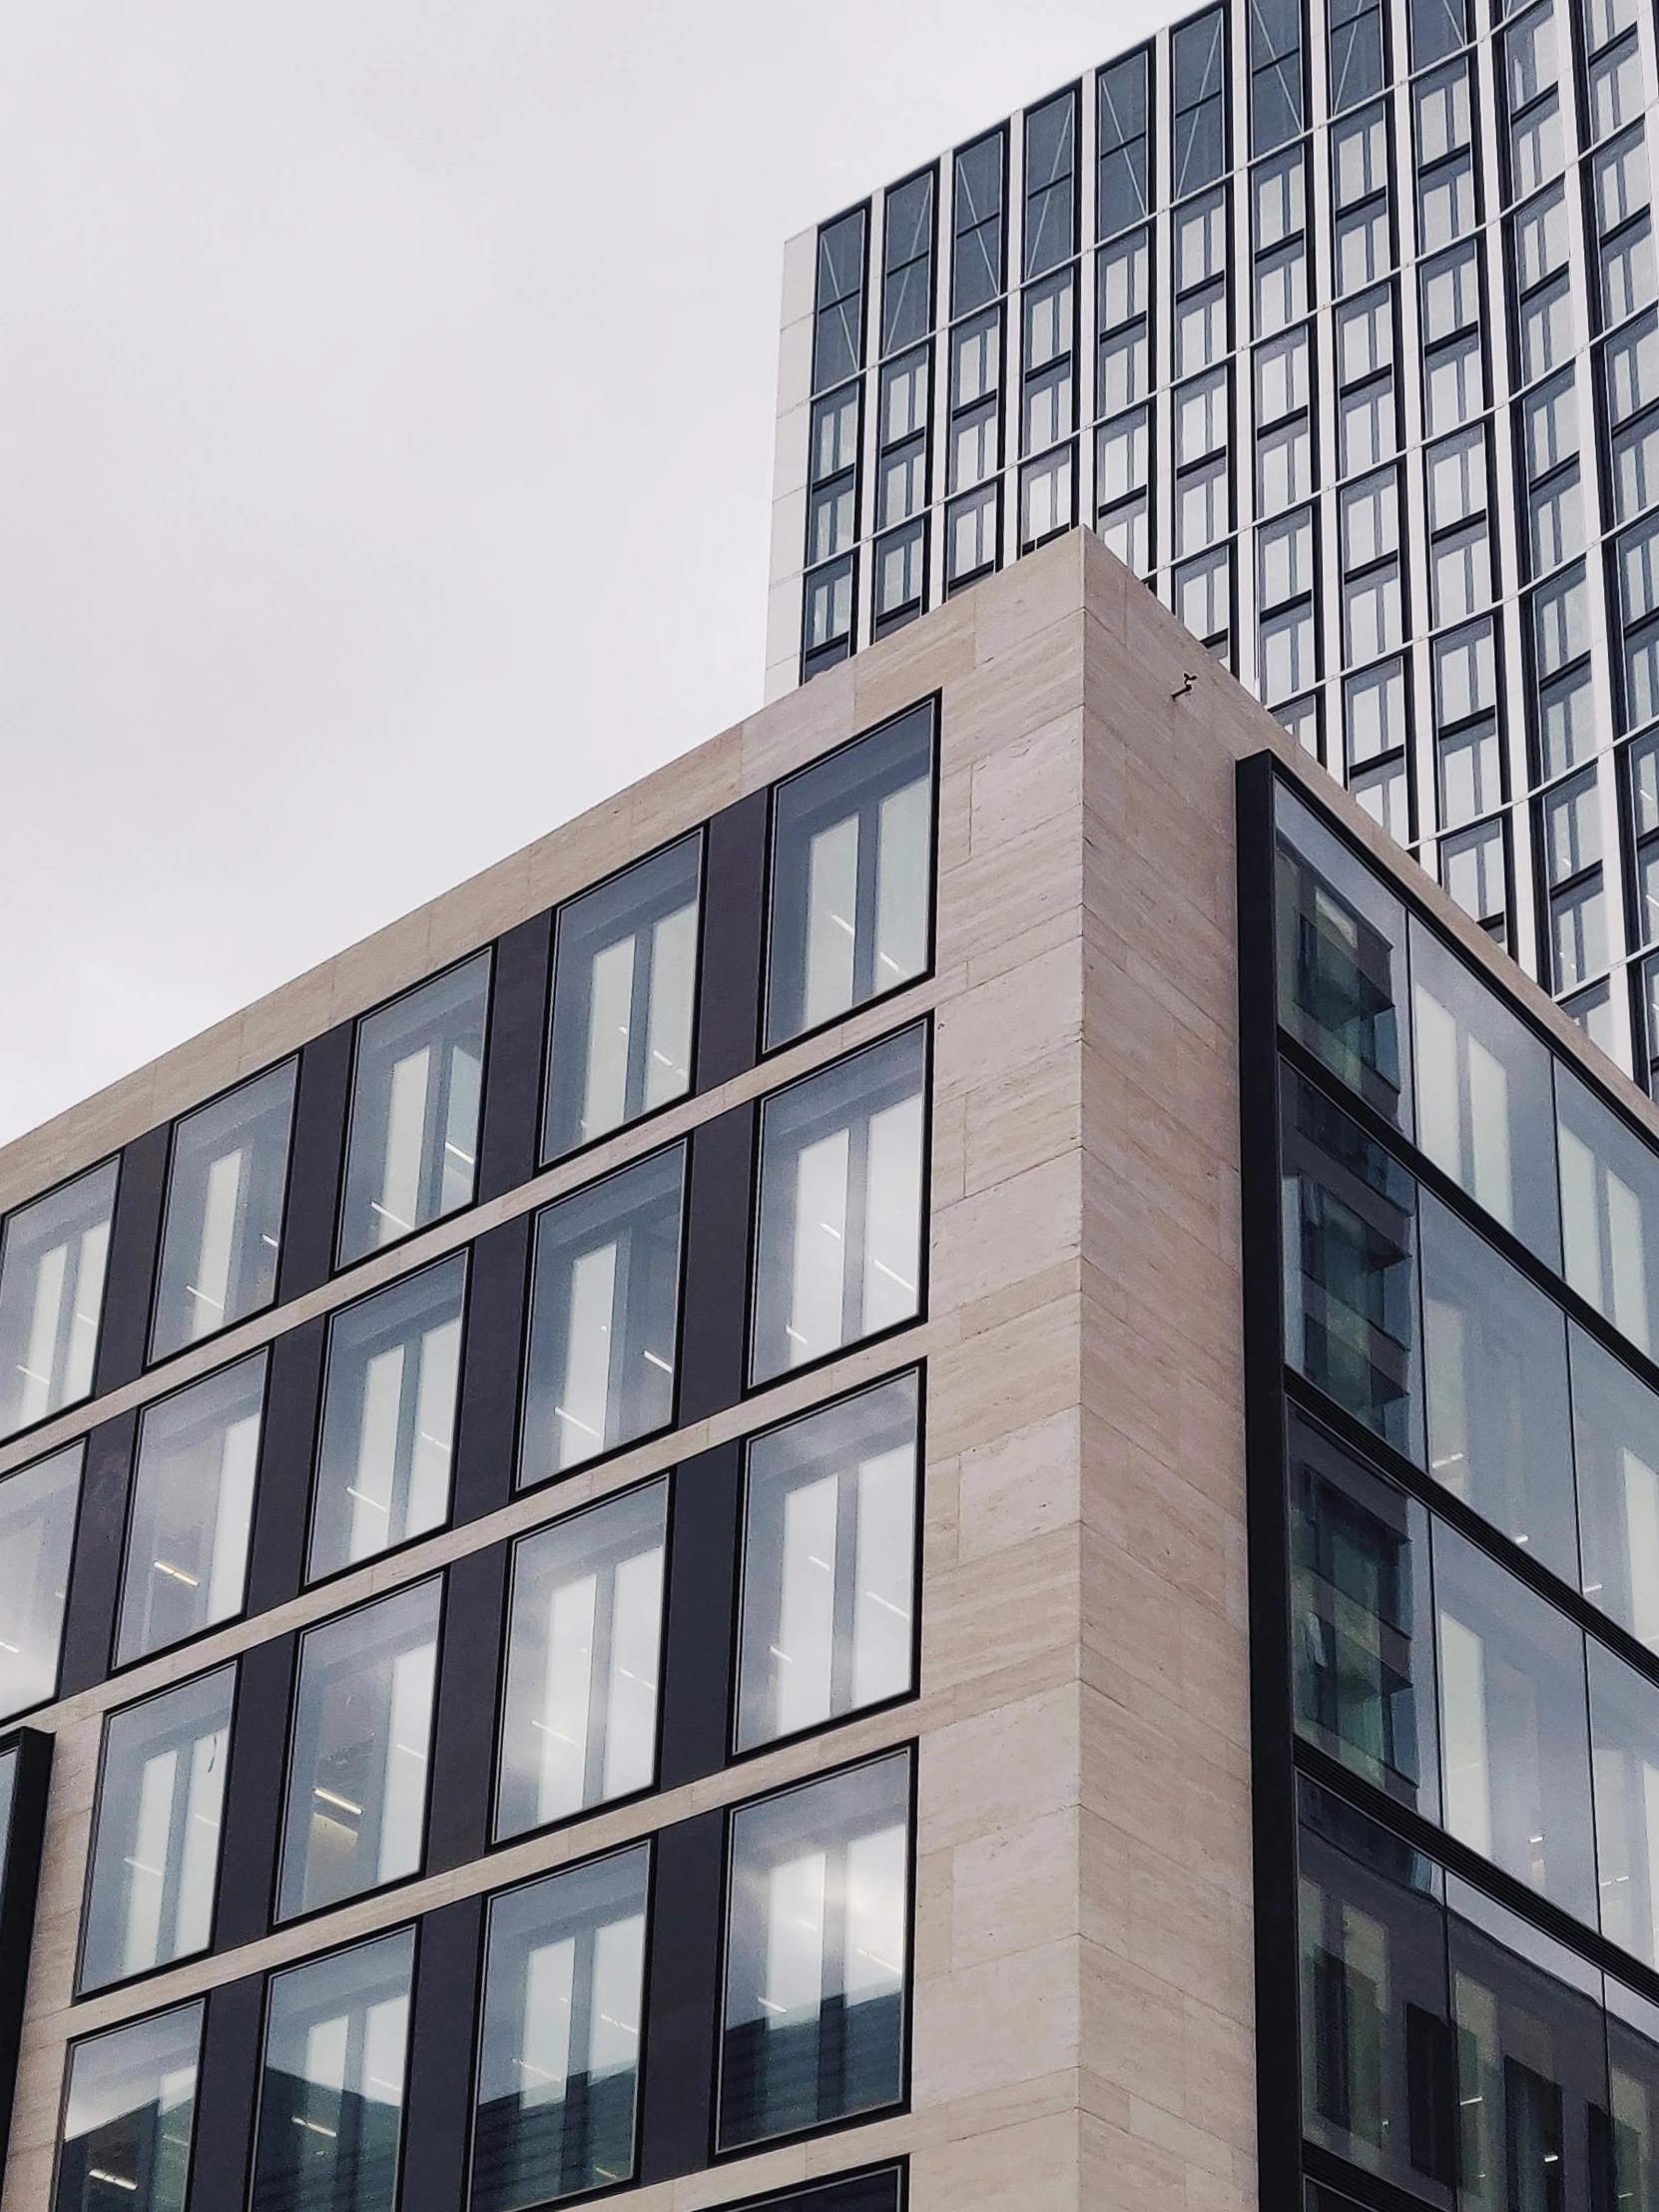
top-left (55, 2004), bottom-right (202, 2212)
top-left (0, 1441), bottom-right (81, 1721)
top-left (151, 1063), bottom-right (295, 1361)
top-left (0, 1160), bottom-right (117, 1441)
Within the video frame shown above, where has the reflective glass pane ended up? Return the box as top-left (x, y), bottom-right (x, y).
top-left (1558, 1068), bottom-right (1659, 1363)
top-left (496, 1481), bottom-right (667, 1841)
top-left (543, 835), bottom-right (702, 1163)
top-left (0, 1159), bottom-right (117, 1440)
top-left (55, 2005), bottom-right (202, 2212)
top-left (1573, 1323), bottom-right (1659, 1651)
top-left (1590, 1637), bottom-right (1659, 1968)
top-left (151, 1062), bottom-right (296, 1360)
top-left (0, 1440), bottom-right (81, 1721)
top-left (1608, 1979), bottom-right (1659, 2212)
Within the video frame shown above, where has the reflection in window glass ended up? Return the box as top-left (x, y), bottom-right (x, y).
top-left (1409, 923), bottom-right (1558, 1267)
top-left (277, 1579), bottom-right (440, 1921)
top-left (1434, 1525), bottom-right (1596, 1925)
top-left (116, 1353), bottom-right (266, 1667)
top-left (338, 956), bottom-right (489, 1266)
top-left (544, 836), bottom-right (701, 1163)
top-left (752, 1028), bottom-right (927, 1385)
top-left (252, 1930), bottom-right (412, 2212)
top-left (1609, 1980), bottom-right (1659, 2212)
top-left (1420, 1197), bottom-right (1576, 1579)
top-left (719, 1753), bottom-right (910, 2150)
top-left (519, 1148), bottom-right (684, 1485)
top-left (737, 1374), bottom-right (919, 1752)
top-left (309, 1257), bottom-right (464, 1582)
top-left (496, 1482), bottom-right (667, 1842)
top-left (81, 1668), bottom-right (234, 1993)
top-left (54, 2003), bottom-right (202, 2212)
top-left (472, 1849), bottom-right (649, 2211)
top-left (151, 1062), bottom-right (296, 1360)
top-left (1558, 1068), bottom-right (1659, 1363)
top-left (1590, 1639), bottom-right (1659, 1968)
top-left (0, 1441), bottom-right (81, 1721)
top-left (1573, 1324), bottom-right (1659, 1652)
top-left (0, 1159), bottom-right (117, 1440)
top-left (767, 710), bottom-right (935, 1050)
top-left (1281, 1068), bottom-right (1423, 1462)
top-left (1275, 783), bottom-right (1411, 1129)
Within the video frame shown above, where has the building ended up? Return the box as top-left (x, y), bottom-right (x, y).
top-left (6, 530), bottom-right (1659, 2212)
top-left (765, 0), bottom-right (1659, 1094)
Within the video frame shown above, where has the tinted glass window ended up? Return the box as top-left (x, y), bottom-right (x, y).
top-left (1572, 1323), bottom-right (1659, 1652)
top-left (151, 1061), bottom-right (296, 1360)
top-left (55, 2004), bottom-right (202, 2212)
top-left (0, 1440), bottom-right (81, 1721)
top-left (0, 1159), bottom-right (117, 1440)
top-left (253, 1931), bottom-right (412, 2212)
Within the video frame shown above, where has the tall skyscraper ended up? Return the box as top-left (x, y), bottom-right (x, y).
top-left (766, 0), bottom-right (1659, 1089)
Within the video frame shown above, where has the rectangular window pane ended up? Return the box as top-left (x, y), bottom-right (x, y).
top-left (337, 955), bottom-right (489, 1266)
top-left (543, 834), bottom-right (702, 1163)
top-left (253, 1930), bottom-right (413, 2212)
top-left (0, 1440), bottom-right (80, 1721)
top-left (814, 210), bottom-right (866, 394)
top-left (473, 1848), bottom-right (649, 2210)
top-left (952, 131), bottom-right (1004, 315)
top-left (1589, 1639), bottom-right (1659, 1967)
top-left (496, 1480), bottom-right (668, 1841)
top-left (752, 1027), bottom-right (926, 1384)
top-left (116, 1352), bottom-right (266, 1666)
top-left (309, 1256), bottom-right (465, 1581)
top-left (55, 2004), bottom-right (202, 2212)
top-left (1024, 89), bottom-right (1077, 279)
top-left (277, 1579), bottom-right (440, 1920)
top-left (719, 1752), bottom-right (911, 2150)
top-left (152, 1061), bottom-right (296, 1360)
top-left (520, 1148), bottom-right (684, 1485)
top-left (767, 708), bottom-right (935, 1049)
top-left (0, 1158), bottom-right (118, 1440)
top-left (1573, 1324), bottom-right (1659, 1652)
top-left (80, 1667), bottom-right (234, 1992)
top-left (737, 1373), bottom-right (919, 1753)
top-left (1558, 1066), bottom-right (1659, 1361)
top-left (1097, 51), bottom-right (1150, 238)
top-left (881, 171), bottom-right (933, 358)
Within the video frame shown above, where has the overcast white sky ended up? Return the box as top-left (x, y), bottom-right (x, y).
top-left (0, 0), bottom-right (1176, 1145)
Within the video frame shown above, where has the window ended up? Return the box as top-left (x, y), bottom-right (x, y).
top-left (814, 209), bottom-right (866, 394)
top-left (1558, 1066), bottom-right (1659, 1360)
top-left (1097, 227), bottom-right (1150, 415)
top-left (1176, 545), bottom-right (1234, 660)
top-left (1411, 0), bottom-right (1468, 71)
top-left (1543, 769), bottom-right (1607, 993)
top-left (1330, 0), bottom-right (1386, 111)
top-left (1024, 88), bottom-right (1077, 279)
top-left (1254, 150), bottom-right (1308, 337)
top-left (805, 383), bottom-right (860, 680)
top-left (1624, 513), bottom-right (1659, 729)
top-left (1022, 268), bottom-right (1074, 457)
top-left (277, 1578), bottom-right (440, 1920)
top-left (1441, 817), bottom-right (1508, 938)
top-left (876, 348), bottom-right (929, 548)
top-left (0, 1440), bottom-right (80, 1722)
top-left (496, 1481), bottom-right (667, 1841)
top-left (1175, 190), bottom-right (1228, 375)
top-left (1631, 730), bottom-right (1659, 948)
top-left (1572, 1323), bottom-right (1659, 1650)
top-left (767, 711), bottom-right (933, 1050)
top-left (1097, 49), bottom-right (1151, 240)
top-left (1431, 623), bottom-right (1498, 820)
top-left (1251, 0), bottom-right (1305, 153)
top-left (151, 1061), bottom-right (295, 1361)
top-left (309, 1256), bottom-right (464, 1583)
top-left (1334, 107), bottom-right (1391, 296)
top-left (519, 1147), bottom-right (684, 1485)
top-left (872, 522), bottom-right (925, 636)
top-left (337, 956), bottom-right (488, 1267)
top-left (472, 1849), bottom-right (648, 2209)
top-left (1336, 286), bottom-right (1396, 474)
top-left (80, 1668), bottom-right (234, 1993)
top-left (951, 130), bottom-right (1004, 315)
top-left (752, 1027), bottom-right (926, 1385)
top-left (1021, 446), bottom-right (1075, 547)
top-left (1416, 81), bottom-right (1475, 252)
top-left (737, 1373), bottom-right (919, 1753)
top-left (54, 2004), bottom-right (202, 2212)
top-left (1530, 563), bottom-right (1593, 784)
top-left (1096, 407), bottom-right (1151, 574)
top-left (1589, 1639), bottom-right (1659, 1965)
top-left (1345, 662), bottom-right (1411, 838)
top-left (880, 170), bottom-right (933, 357)
top-left (0, 1158), bottom-right (117, 1440)
top-left (1171, 8), bottom-right (1227, 202)
top-left (1503, 5), bottom-right (1562, 197)
top-left (945, 481), bottom-right (998, 592)
top-left (252, 1931), bottom-right (412, 2212)
top-left (543, 835), bottom-right (700, 1163)
top-left (115, 1352), bottom-right (266, 1667)
top-left (718, 1752), bottom-right (911, 2149)
top-left (947, 311), bottom-right (999, 494)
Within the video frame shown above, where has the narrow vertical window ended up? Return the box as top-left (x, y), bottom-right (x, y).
top-left (952, 130), bottom-right (1005, 315)
top-left (80, 1668), bottom-right (234, 1993)
top-left (1572, 1323), bottom-right (1659, 1653)
top-left (472, 1849), bottom-right (650, 2209)
top-left (116, 1353), bottom-right (266, 1666)
top-left (151, 1060), bottom-right (296, 1360)
top-left (0, 1158), bottom-right (118, 1440)
top-left (496, 1481), bottom-right (668, 1841)
top-left (252, 1931), bottom-right (413, 2212)
top-left (55, 2007), bottom-right (202, 2212)
top-left (543, 835), bottom-right (701, 1163)
top-left (277, 1579), bottom-right (440, 1920)
top-left (718, 1752), bottom-right (911, 2149)
top-left (1172, 7), bottom-right (1229, 200)
top-left (736, 1373), bottom-right (919, 1752)
top-left (1098, 50), bottom-right (1152, 240)
top-left (308, 1256), bottom-right (465, 1582)
top-left (881, 170), bottom-right (934, 357)
top-left (0, 1440), bottom-right (81, 1722)
top-left (1252, 0), bottom-right (1306, 153)
top-left (337, 954), bottom-right (489, 1267)
top-left (814, 209), bottom-right (867, 395)
top-left (1024, 89), bottom-right (1078, 279)
top-left (751, 1027), bottom-right (928, 1385)
top-left (1589, 1639), bottom-right (1659, 1967)
top-left (766, 709), bottom-right (935, 1050)
top-left (519, 1147), bottom-right (684, 1486)
top-left (1557, 1067), bottom-right (1659, 1362)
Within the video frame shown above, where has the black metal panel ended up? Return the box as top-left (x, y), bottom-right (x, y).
top-left (244, 1315), bottom-right (326, 1617)
top-left (426, 1543), bottom-right (508, 1875)
top-left (189, 1971), bottom-right (265, 2210)
top-left (0, 1729), bottom-right (53, 2181)
top-left (677, 1108), bottom-right (756, 1427)
top-left (57, 1409), bottom-right (138, 1696)
top-left (658, 1443), bottom-right (741, 1790)
top-left (452, 1215), bottom-right (530, 1526)
top-left (478, 912), bottom-right (553, 1205)
top-left (400, 1896), bottom-right (485, 2212)
top-left (637, 1808), bottom-right (725, 2183)
top-left (276, 1021), bottom-right (354, 1305)
top-left (697, 789), bottom-right (771, 1091)
top-left (94, 1124), bottom-right (171, 1396)
top-left (215, 1632), bottom-right (296, 1951)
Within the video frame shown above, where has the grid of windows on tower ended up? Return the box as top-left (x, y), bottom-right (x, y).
top-left (0, 701), bottom-right (942, 2212)
top-left (788, 0), bottom-right (1659, 1090)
